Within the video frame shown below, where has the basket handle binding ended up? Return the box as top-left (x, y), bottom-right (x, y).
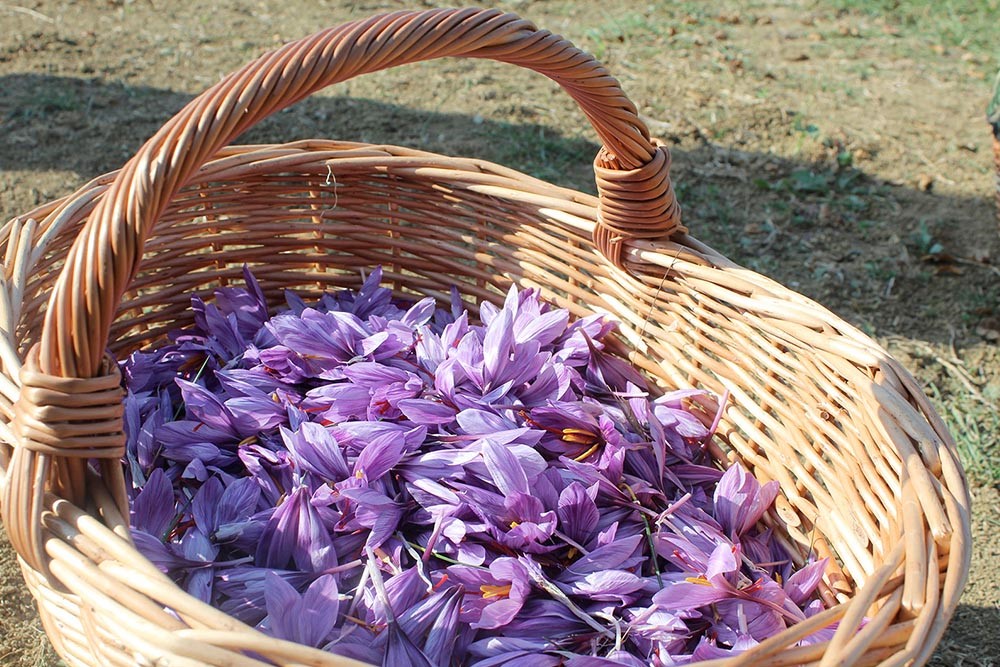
top-left (3, 7), bottom-right (683, 570)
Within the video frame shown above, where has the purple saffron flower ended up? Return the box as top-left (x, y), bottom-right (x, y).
top-left (261, 572), bottom-right (340, 647)
top-left (556, 481), bottom-right (600, 544)
top-left (215, 567), bottom-right (314, 625)
top-left (381, 585), bottom-right (463, 666)
top-left (469, 440), bottom-right (558, 552)
top-left (281, 421), bottom-right (350, 482)
top-left (239, 443), bottom-right (294, 506)
top-left (256, 484), bottom-right (337, 572)
top-left (783, 558), bottom-right (829, 606)
top-left (122, 268), bottom-right (834, 666)
top-left (653, 542), bottom-right (804, 643)
top-left (713, 463), bottom-right (780, 539)
top-left (690, 634), bottom-right (759, 661)
top-left (130, 468), bottom-right (175, 538)
top-left (556, 534), bottom-right (647, 603)
top-left (448, 557), bottom-right (532, 630)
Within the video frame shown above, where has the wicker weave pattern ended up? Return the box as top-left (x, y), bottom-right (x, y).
top-left (0, 8), bottom-right (970, 667)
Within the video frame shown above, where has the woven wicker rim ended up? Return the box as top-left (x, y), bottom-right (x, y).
top-left (0, 8), bottom-right (971, 667)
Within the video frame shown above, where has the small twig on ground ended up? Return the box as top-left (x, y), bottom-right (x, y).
top-left (888, 336), bottom-right (986, 403)
top-left (949, 254), bottom-right (1000, 277)
top-left (0, 4), bottom-right (55, 23)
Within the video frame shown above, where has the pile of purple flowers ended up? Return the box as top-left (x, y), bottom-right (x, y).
top-left (123, 267), bottom-right (833, 666)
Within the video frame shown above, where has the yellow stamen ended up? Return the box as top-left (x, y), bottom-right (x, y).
top-left (573, 442), bottom-right (602, 461)
top-left (509, 520), bottom-right (520, 529)
top-left (567, 547), bottom-right (578, 560)
top-left (685, 575), bottom-right (712, 586)
top-left (561, 428), bottom-right (598, 445)
top-left (480, 584), bottom-right (512, 599)
top-left (355, 469), bottom-right (365, 479)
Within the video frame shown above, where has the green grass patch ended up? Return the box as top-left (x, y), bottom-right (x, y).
top-left (823, 0), bottom-right (1000, 58)
top-left (928, 387), bottom-right (1000, 485)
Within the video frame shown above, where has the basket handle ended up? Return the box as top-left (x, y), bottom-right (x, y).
top-left (40, 7), bottom-right (682, 380)
top-left (3, 10), bottom-right (687, 571)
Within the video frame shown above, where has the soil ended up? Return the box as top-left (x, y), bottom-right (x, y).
top-left (0, 1), bottom-right (997, 665)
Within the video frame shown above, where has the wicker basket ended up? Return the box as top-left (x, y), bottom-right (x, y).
top-left (0, 9), bottom-right (970, 667)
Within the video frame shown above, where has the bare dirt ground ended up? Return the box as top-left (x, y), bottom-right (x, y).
top-left (1, 1), bottom-right (997, 665)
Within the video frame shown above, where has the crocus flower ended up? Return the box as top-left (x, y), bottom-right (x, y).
top-left (260, 572), bottom-right (340, 647)
top-left (713, 463), bottom-right (781, 539)
top-left (448, 557), bottom-right (532, 630)
top-left (123, 268), bottom-right (834, 666)
top-left (256, 483), bottom-right (337, 572)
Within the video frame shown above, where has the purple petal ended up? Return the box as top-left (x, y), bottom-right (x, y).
top-left (557, 482), bottom-right (600, 544)
top-left (383, 624), bottom-right (434, 667)
top-left (256, 486), bottom-right (336, 572)
top-left (400, 297), bottom-right (437, 328)
top-left (784, 558), bottom-right (828, 605)
top-left (476, 597), bottom-right (525, 631)
top-left (342, 362), bottom-right (411, 386)
top-left (482, 439), bottom-right (530, 497)
top-left (567, 534), bottom-right (643, 575)
top-left (175, 379), bottom-right (234, 434)
top-left (353, 431), bottom-right (406, 483)
top-left (514, 308), bottom-right (569, 347)
top-left (217, 477), bottom-right (262, 526)
top-left (559, 570), bottom-right (646, 603)
top-left (653, 577), bottom-right (733, 611)
top-left (191, 476), bottom-right (224, 534)
top-left (185, 566), bottom-right (214, 604)
top-left (714, 464), bottom-right (780, 537)
top-left (281, 422), bottom-right (350, 481)
top-left (130, 468), bottom-right (175, 537)
top-left (398, 398), bottom-right (457, 425)
top-left (263, 572), bottom-right (339, 647)
top-left (565, 655), bottom-right (648, 667)
top-left (304, 383), bottom-right (371, 422)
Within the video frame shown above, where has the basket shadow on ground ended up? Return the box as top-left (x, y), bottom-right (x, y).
top-left (3, 74), bottom-right (996, 349)
top-left (0, 73), bottom-right (996, 667)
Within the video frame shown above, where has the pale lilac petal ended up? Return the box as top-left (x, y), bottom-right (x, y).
top-left (398, 398), bottom-right (457, 425)
top-left (784, 558), bottom-right (828, 605)
top-left (560, 570), bottom-right (646, 602)
top-left (653, 578), bottom-right (733, 610)
top-left (482, 439), bottom-right (530, 496)
top-left (175, 379), bottom-right (234, 433)
top-left (567, 534), bottom-right (643, 575)
top-left (225, 395), bottom-right (287, 432)
top-left (705, 542), bottom-right (739, 580)
top-left (281, 422), bottom-right (350, 481)
top-left (514, 309), bottom-right (569, 347)
top-left (352, 431), bottom-right (406, 483)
